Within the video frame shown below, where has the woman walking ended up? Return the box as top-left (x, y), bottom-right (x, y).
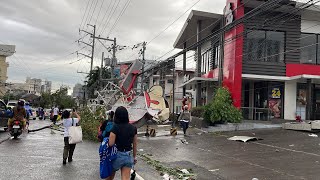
top-left (62, 110), bottom-right (80, 165)
top-left (108, 106), bottom-right (137, 180)
top-left (178, 105), bottom-right (191, 135)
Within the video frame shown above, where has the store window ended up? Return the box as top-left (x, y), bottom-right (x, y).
top-left (246, 30), bottom-right (285, 62)
top-left (300, 33), bottom-right (317, 64)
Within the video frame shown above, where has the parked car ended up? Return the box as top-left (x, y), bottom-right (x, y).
top-left (0, 99), bottom-right (12, 131)
top-left (7, 100), bottom-right (18, 109)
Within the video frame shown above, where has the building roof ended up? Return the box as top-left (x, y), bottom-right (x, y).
top-left (0, 44), bottom-right (15, 57)
top-left (173, 10), bottom-right (222, 49)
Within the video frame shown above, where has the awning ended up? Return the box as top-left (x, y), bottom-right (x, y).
top-left (178, 77), bottom-right (218, 88)
top-left (242, 74), bottom-right (320, 81)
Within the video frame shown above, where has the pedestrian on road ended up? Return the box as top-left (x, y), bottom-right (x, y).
top-left (52, 105), bottom-right (59, 124)
top-left (62, 110), bottom-right (81, 165)
top-left (108, 106), bottom-right (137, 180)
top-left (178, 105), bottom-right (191, 135)
top-left (98, 110), bottom-right (114, 142)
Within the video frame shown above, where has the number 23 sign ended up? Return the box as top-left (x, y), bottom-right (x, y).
top-left (272, 88), bottom-right (281, 99)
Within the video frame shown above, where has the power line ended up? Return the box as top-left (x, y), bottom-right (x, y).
top-left (107, 0), bottom-right (132, 36)
top-left (99, 0), bottom-right (121, 36)
top-left (147, 0), bottom-right (201, 45)
top-left (79, 0), bottom-right (90, 29)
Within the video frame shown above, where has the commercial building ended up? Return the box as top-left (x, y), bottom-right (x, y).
top-left (176, 0), bottom-right (320, 120)
top-left (0, 44), bottom-right (15, 96)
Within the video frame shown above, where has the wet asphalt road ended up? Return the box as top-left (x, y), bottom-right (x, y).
top-left (138, 126), bottom-right (320, 180)
top-left (0, 120), bottom-right (161, 180)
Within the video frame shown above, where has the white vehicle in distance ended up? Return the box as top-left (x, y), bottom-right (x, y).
top-left (7, 100), bottom-right (18, 109)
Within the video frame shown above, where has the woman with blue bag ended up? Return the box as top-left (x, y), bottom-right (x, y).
top-left (108, 106), bottom-right (138, 180)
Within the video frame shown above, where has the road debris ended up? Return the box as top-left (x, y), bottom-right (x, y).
top-left (181, 139), bottom-right (189, 144)
top-left (209, 169), bottom-right (220, 172)
top-left (228, 136), bottom-right (259, 142)
top-left (180, 169), bottom-right (190, 174)
top-left (308, 133), bottom-right (318, 137)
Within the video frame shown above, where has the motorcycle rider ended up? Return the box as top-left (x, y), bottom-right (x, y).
top-left (7, 100), bottom-right (27, 131)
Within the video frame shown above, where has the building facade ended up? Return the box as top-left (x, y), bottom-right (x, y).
top-left (175, 0), bottom-right (320, 120)
top-left (149, 68), bottom-right (196, 113)
top-left (0, 44), bottom-right (15, 96)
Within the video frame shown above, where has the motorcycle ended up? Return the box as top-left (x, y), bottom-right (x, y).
top-left (10, 120), bottom-right (23, 139)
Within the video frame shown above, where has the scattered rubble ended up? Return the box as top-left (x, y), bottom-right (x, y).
top-left (308, 134), bottom-right (318, 137)
top-left (209, 169), bottom-right (220, 172)
top-left (228, 136), bottom-right (259, 142)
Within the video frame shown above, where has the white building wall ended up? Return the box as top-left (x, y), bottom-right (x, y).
top-left (284, 81), bottom-right (297, 120)
top-left (301, 19), bottom-right (320, 33)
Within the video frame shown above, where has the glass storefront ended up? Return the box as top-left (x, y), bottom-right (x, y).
top-left (242, 80), bottom-right (283, 120)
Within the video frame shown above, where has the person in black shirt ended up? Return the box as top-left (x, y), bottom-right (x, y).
top-left (108, 106), bottom-right (137, 180)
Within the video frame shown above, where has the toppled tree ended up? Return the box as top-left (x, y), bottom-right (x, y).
top-left (204, 87), bottom-right (242, 124)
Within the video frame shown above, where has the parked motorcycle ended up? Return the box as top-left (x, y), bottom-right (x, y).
top-left (10, 120), bottom-right (22, 139)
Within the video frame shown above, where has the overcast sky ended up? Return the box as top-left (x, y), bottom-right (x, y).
top-left (0, 0), bottom-right (226, 92)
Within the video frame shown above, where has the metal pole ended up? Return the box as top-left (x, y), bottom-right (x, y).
top-left (183, 42), bottom-right (186, 97)
top-left (90, 25), bottom-right (96, 73)
top-left (111, 38), bottom-right (117, 79)
top-left (172, 59), bottom-right (176, 128)
top-left (141, 42), bottom-right (146, 92)
top-left (100, 52), bottom-right (104, 89)
top-left (196, 20), bottom-right (202, 106)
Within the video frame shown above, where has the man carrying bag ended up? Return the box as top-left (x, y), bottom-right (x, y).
top-left (62, 109), bottom-right (82, 165)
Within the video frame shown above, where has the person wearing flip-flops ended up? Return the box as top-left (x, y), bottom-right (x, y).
top-left (108, 106), bottom-right (137, 180)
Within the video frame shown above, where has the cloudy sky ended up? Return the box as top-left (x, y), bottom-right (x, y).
top-left (0, 0), bottom-right (226, 92)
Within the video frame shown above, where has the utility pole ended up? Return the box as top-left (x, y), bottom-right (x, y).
top-left (95, 37), bottom-right (117, 79)
top-left (78, 24), bottom-right (96, 75)
top-left (100, 52), bottom-right (104, 89)
top-left (140, 42), bottom-right (146, 92)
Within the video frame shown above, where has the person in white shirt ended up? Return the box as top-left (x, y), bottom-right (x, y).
top-left (62, 110), bottom-right (80, 165)
top-left (52, 106), bottom-right (59, 124)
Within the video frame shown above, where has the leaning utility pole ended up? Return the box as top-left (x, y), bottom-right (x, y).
top-left (79, 24), bottom-right (96, 73)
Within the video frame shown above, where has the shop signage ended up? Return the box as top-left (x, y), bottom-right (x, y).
top-left (225, 3), bottom-right (234, 25)
top-left (271, 88), bottom-right (281, 99)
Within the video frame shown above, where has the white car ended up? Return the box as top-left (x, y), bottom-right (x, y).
top-left (7, 100), bottom-right (18, 109)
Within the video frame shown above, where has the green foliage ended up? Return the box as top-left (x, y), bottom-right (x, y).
top-left (51, 87), bottom-right (75, 109)
top-left (190, 106), bottom-right (205, 118)
top-left (86, 66), bottom-right (111, 98)
top-left (79, 107), bottom-right (105, 141)
top-left (205, 87), bottom-right (242, 124)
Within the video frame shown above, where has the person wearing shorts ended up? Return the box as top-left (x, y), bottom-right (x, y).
top-left (108, 106), bottom-right (137, 180)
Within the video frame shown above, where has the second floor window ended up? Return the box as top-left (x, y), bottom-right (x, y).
top-left (300, 33), bottom-right (318, 64)
top-left (246, 30), bottom-right (285, 62)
